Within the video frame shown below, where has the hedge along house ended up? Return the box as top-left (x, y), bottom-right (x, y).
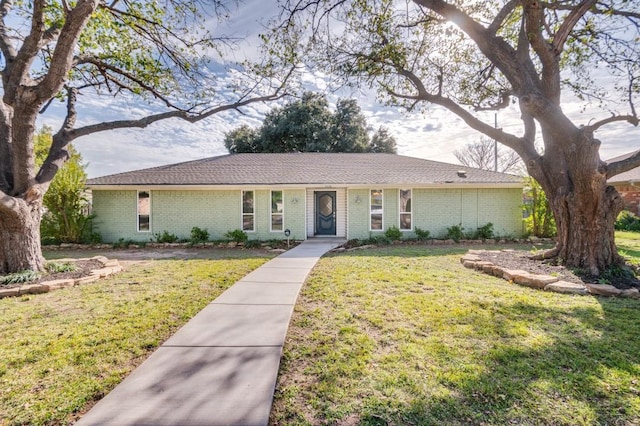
top-left (86, 153), bottom-right (524, 243)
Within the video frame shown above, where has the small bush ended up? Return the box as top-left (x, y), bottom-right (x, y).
top-left (615, 210), bottom-right (640, 232)
top-left (445, 224), bottom-right (464, 243)
top-left (155, 230), bottom-right (178, 243)
top-left (244, 239), bottom-right (262, 249)
top-left (225, 229), bottom-right (248, 243)
top-left (384, 226), bottom-right (402, 241)
top-left (0, 270), bottom-right (40, 285)
top-left (189, 226), bottom-right (209, 244)
top-left (414, 227), bottom-right (430, 241)
top-left (364, 234), bottom-right (391, 245)
top-left (477, 222), bottom-right (494, 240)
top-left (46, 262), bottom-right (78, 273)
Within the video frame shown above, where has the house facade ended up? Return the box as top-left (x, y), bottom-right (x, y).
top-left (608, 150), bottom-right (640, 215)
top-left (87, 153), bottom-right (524, 242)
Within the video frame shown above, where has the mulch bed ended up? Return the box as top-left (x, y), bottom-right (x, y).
top-left (477, 250), bottom-right (640, 290)
top-left (0, 259), bottom-right (103, 290)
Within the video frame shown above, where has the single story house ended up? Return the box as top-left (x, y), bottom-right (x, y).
top-left (86, 153), bottom-right (524, 243)
top-left (608, 150), bottom-right (640, 215)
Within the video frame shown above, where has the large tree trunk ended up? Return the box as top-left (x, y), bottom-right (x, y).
top-left (0, 194), bottom-right (46, 274)
top-left (530, 129), bottom-right (625, 276)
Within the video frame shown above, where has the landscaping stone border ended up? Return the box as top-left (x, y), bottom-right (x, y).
top-left (0, 256), bottom-right (123, 299)
top-left (461, 250), bottom-right (640, 299)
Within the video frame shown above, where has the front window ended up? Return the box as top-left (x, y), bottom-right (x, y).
top-left (242, 190), bottom-right (254, 231)
top-left (400, 189), bottom-right (412, 230)
top-left (271, 190), bottom-right (283, 231)
top-left (370, 189), bottom-right (383, 230)
top-left (137, 190), bottom-right (150, 232)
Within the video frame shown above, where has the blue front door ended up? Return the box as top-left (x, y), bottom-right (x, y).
top-left (315, 191), bottom-right (336, 235)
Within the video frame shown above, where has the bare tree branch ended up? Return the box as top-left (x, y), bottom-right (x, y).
top-left (0, 0), bottom-right (17, 63)
top-left (607, 149), bottom-right (640, 179)
top-left (35, 0), bottom-right (99, 102)
top-left (552, 0), bottom-right (597, 54)
top-left (584, 113), bottom-right (639, 132)
top-left (488, 0), bottom-right (519, 34)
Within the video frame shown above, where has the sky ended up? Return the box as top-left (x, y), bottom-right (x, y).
top-left (36, 0), bottom-right (640, 178)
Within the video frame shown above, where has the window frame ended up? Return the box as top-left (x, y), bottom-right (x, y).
top-left (137, 190), bottom-right (151, 233)
top-left (399, 188), bottom-right (412, 231)
top-left (241, 190), bottom-right (255, 232)
top-left (370, 189), bottom-right (383, 231)
top-left (270, 190), bottom-right (284, 232)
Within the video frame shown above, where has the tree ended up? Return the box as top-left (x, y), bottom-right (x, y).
top-left (454, 137), bottom-right (522, 174)
top-left (34, 127), bottom-right (92, 244)
top-left (369, 126), bottom-right (397, 154)
top-left (268, 0), bottom-right (640, 275)
top-left (0, 1), bottom-right (288, 273)
top-left (224, 92), bottom-right (398, 153)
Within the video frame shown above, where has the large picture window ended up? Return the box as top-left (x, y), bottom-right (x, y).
top-left (242, 190), bottom-right (254, 232)
top-left (399, 189), bottom-right (412, 230)
top-left (137, 190), bottom-right (150, 232)
top-left (370, 189), bottom-right (383, 230)
top-left (271, 190), bottom-right (283, 231)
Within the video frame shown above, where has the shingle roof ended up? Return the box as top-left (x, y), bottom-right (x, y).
top-left (87, 153), bottom-right (523, 187)
top-left (607, 150), bottom-right (640, 184)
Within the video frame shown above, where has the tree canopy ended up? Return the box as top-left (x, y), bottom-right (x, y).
top-left (266, 0), bottom-right (640, 274)
top-left (224, 92), bottom-right (397, 153)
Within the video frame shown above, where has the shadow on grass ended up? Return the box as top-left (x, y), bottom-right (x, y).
top-left (325, 243), bottom-right (544, 259)
top-left (356, 298), bottom-right (640, 425)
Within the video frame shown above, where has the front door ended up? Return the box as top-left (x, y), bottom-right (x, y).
top-left (315, 191), bottom-right (336, 236)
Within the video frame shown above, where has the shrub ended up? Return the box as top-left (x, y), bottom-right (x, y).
top-left (46, 262), bottom-right (78, 273)
top-left (477, 222), bottom-right (494, 240)
top-left (225, 229), bottom-right (248, 243)
top-left (189, 227), bottom-right (209, 244)
top-left (155, 230), bottom-right (178, 243)
top-left (615, 210), bottom-right (640, 232)
top-left (112, 238), bottom-right (140, 249)
top-left (0, 270), bottom-right (40, 285)
top-left (384, 226), bottom-right (402, 241)
top-left (414, 227), bottom-right (430, 241)
top-left (244, 239), bottom-right (262, 249)
top-left (445, 224), bottom-right (464, 243)
top-left (364, 234), bottom-right (391, 245)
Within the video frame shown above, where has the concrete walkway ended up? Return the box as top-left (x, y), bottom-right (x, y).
top-left (75, 238), bottom-right (344, 426)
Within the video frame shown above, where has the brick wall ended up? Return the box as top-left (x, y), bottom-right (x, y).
top-left (614, 184), bottom-right (640, 215)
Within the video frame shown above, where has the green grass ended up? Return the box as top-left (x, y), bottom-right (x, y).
top-left (271, 245), bottom-right (640, 425)
top-left (0, 254), bottom-right (271, 426)
top-left (617, 231), bottom-right (640, 265)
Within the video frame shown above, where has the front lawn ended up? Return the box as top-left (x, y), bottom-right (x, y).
top-left (271, 245), bottom-right (640, 425)
top-left (0, 254), bottom-right (271, 426)
top-left (617, 231), bottom-right (640, 265)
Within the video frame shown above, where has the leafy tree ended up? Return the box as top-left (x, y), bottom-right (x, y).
top-left (224, 92), bottom-right (398, 153)
top-left (268, 0), bottom-right (640, 275)
top-left (34, 127), bottom-right (93, 244)
top-left (0, 1), bottom-right (287, 273)
top-left (369, 126), bottom-right (397, 154)
top-left (455, 137), bottom-right (522, 174)
top-left (223, 125), bottom-right (261, 154)
top-left (330, 98), bottom-right (370, 152)
top-left (524, 177), bottom-right (557, 238)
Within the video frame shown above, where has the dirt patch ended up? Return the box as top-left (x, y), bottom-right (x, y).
top-left (477, 250), bottom-right (640, 290)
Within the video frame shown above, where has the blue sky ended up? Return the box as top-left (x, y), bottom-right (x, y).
top-left (36, 0), bottom-right (640, 178)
